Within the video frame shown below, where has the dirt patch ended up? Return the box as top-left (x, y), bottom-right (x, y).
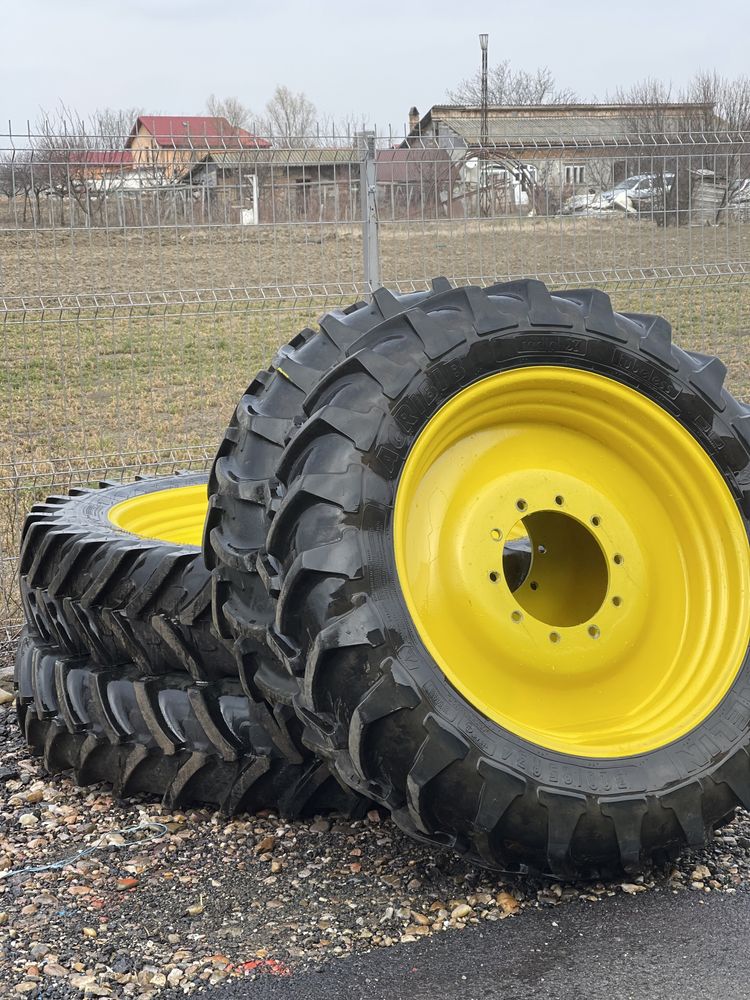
top-left (2, 692), bottom-right (750, 997)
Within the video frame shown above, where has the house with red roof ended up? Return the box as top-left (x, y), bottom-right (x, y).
top-left (80, 149), bottom-right (134, 180)
top-left (125, 115), bottom-right (269, 180)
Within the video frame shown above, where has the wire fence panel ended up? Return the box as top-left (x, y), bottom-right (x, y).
top-left (1, 123), bottom-right (749, 632)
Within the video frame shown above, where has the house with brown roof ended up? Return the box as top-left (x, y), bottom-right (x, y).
top-left (403, 103), bottom-right (718, 215)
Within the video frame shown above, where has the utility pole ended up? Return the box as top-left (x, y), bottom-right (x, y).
top-left (479, 33), bottom-right (490, 217)
top-left (480, 33), bottom-right (489, 149)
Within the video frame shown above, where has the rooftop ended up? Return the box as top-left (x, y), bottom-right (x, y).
top-left (126, 116), bottom-right (270, 150)
top-left (407, 103), bottom-right (717, 148)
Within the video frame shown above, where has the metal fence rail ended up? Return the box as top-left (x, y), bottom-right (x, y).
top-left (1, 125), bottom-right (749, 630)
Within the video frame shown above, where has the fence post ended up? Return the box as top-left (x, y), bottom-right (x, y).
top-left (359, 132), bottom-right (380, 297)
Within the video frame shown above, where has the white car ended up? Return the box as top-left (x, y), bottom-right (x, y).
top-left (600, 173), bottom-right (675, 209)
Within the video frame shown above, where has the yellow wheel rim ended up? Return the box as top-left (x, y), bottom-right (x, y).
top-left (393, 366), bottom-right (750, 758)
top-left (108, 484), bottom-right (207, 547)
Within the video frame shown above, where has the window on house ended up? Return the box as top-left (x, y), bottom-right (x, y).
top-left (565, 165), bottom-right (586, 185)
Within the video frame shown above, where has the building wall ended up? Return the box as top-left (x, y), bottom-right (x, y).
top-left (128, 127), bottom-right (196, 179)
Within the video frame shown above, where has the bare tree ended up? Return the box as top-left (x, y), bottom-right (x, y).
top-left (33, 104), bottom-right (104, 225)
top-left (0, 155), bottom-right (14, 201)
top-left (90, 107), bottom-right (144, 147)
top-left (261, 85), bottom-right (317, 146)
top-left (686, 71), bottom-right (750, 217)
top-left (12, 151), bottom-right (44, 224)
top-left (448, 60), bottom-right (577, 106)
top-left (0, 151), bottom-right (38, 223)
top-left (318, 110), bottom-right (373, 145)
top-left (688, 71), bottom-right (750, 131)
top-left (609, 78), bottom-right (681, 128)
top-left (205, 95), bottom-right (254, 131)
top-left (15, 154), bottom-right (37, 223)
top-left (607, 79), bottom-right (711, 226)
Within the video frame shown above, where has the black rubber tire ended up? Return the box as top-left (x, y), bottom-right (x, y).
top-left (264, 279), bottom-right (750, 878)
top-left (204, 285), bottom-right (450, 704)
top-left (19, 474), bottom-right (235, 682)
top-left (14, 629), bottom-right (364, 818)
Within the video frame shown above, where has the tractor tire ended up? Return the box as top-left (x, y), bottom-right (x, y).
top-left (204, 285), bottom-right (453, 703)
top-left (264, 279), bottom-right (750, 877)
top-left (20, 474), bottom-right (235, 682)
top-left (14, 629), bottom-right (363, 818)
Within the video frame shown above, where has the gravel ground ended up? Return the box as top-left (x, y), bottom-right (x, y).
top-left (2, 691), bottom-right (750, 998)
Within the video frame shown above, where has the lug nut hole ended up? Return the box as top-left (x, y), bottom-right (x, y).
top-left (489, 571), bottom-right (499, 583)
top-left (588, 625), bottom-right (601, 639)
top-left (490, 528), bottom-right (502, 541)
top-left (511, 610), bottom-right (523, 623)
top-left (529, 580), bottom-right (539, 591)
top-left (612, 595), bottom-right (622, 607)
top-left (549, 631), bottom-right (561, 644)
top-left (613, 553), bottom-right (624, 565)
top-left (516, 498), bottom-right (528, 511)
top-left (591, 516), bottom-right (601, 526)
top-left (554, 495), bottom-right (564, 506)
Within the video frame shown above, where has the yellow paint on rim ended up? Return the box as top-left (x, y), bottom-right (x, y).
top-left (393, 366), bottom-right (750, 758)
top-left (107, 484), bottom-right (207, 548)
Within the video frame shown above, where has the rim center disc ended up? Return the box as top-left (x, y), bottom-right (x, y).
top-left (505, 510), bottom-right (608, 626)
top-left (393, 366), bottom-right (750, 758)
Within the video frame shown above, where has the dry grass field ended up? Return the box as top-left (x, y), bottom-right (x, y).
top-left (3, 214), bottom-right (750, 297)
top-left (1, 215), bottom-right (749, 624)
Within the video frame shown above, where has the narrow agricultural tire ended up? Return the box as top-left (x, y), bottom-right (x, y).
top-left (20, 474), bottom-right (235, 681)
top-left (204, 286), bottom-right (452, 703)
top-left (265, 279), bottom-right (750, 878)
top-left (14, 629), bottom-right (363, 818)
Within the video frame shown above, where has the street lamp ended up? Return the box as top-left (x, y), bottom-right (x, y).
top-left (479, 33), bottom-right (488, 150)
top-left (479, 33), bottom-right (489, 216)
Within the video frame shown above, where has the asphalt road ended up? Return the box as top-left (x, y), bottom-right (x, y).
top-left (210, 888), bottom-right (750, 1000)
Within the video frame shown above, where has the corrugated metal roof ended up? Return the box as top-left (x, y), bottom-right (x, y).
top-left (181, 147), bottom-right (455, 182)
top-left (178, 147), bottom-right (365, 182)
top-left (181, 148), bottom-right (361, 172)
top-left (411, 104), bottom-right (717, 148)
top-left (247, 147), bottom-right (360, 165)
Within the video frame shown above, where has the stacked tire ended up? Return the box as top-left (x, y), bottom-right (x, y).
top-left (16, 279), bottom-right (750, 878)
top-left (16, 474), bottom-right (362, 819)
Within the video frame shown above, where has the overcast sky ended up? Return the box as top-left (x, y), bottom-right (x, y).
top-left (3, 0), bottom-right (748, 135)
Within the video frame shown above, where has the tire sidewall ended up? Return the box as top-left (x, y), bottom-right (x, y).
top-left (66, 473), bottom-right (207, 549)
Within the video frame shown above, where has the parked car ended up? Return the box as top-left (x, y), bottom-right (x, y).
top-left (559, 173), bottom-right (676, 217)
top-left (559, 188), bottom-right (637, 218)
top-left (600, 173), bottom-right (675, 210)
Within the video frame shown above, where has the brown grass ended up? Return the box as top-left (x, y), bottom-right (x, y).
top-left (1, 216), bottom-right (749, 624)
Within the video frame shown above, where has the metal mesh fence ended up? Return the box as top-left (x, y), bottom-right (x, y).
top-left (2, 122), bottom-right (749, 632)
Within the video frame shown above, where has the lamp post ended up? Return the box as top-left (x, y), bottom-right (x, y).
top-left (479, 33), bottom-right (488, 150)
top-left (479, 33), bottom-right (489, 216)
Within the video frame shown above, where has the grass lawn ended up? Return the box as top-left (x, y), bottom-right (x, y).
top-left (1, 216), bottom-right (749, 626)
